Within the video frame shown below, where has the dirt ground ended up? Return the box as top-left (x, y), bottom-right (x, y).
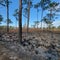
top-left (0, 31), bottom-right (60, 60)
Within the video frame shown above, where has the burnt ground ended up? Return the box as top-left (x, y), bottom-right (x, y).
top-left (0, 31), bottom-right (60, 60)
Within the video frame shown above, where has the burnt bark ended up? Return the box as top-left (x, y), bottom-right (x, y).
top-left (27, 1), bottom-right (30, 33)
top-left (19, 0), bottom-right (22, 43)
top-left (6, 0), bottom-right (9, 32)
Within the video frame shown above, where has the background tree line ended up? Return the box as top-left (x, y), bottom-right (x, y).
top-left (0, 0), bottom-right (60, 43)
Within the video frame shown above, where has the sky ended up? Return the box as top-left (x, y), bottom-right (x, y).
top-left (0, 0), bottom-right (60, 27)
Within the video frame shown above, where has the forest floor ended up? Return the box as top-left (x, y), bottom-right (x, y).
top-left (0, 31), bottom-right (60, 60)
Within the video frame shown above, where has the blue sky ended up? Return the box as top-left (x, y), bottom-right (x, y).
top-left (0, 0), bottom-right (60, 27)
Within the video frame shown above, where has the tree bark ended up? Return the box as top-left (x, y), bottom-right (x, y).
top-left (37, 8), bottom-right (38, 28)
top-left (6, 0), bottom-right (9, 32)
top-left (41, 9), bottom-right (43, 29)
top-left (19, 0), bottom-right (22, 43)
top-left (27, 0), bottom-right (30, 34)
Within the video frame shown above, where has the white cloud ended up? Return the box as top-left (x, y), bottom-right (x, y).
top-left (55, 5), bottom-right (60, 10)
top-left (38, 20), bottom-right (60, 28)
top-left (38, 22), bottom-right (48, 28)
top-left (53, 20), bottom-right (60, 27)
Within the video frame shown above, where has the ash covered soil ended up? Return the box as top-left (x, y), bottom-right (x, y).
top-left (0, 31), bottom-right (60, 60)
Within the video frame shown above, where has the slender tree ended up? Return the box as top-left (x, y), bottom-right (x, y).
top-left (39, 0), bottom-right (50, 29)
top-left (23, 0), bottom-right (33, 33)
top-left (42, 17), bottom-right (53, 29)
top-left (0, 0), bottom-right (12, 32)
top-left (0, 15), bottom-right (3, 25)
top-left (23, 7), bottom-right (28, 30)
top-left (19, 0), bottom-right (22, 43)
top-left (31, 25), bottom-right (35, 28)
top-left (0, 0), bottom-right (5, 6)
top-left (34, 21), bottom-right (40, 28)
top-left (8, 19), bottom-right (13, 31)
top-left (34, 3), bottom-right (39, 27)
top-left (5, 19), bottom-right (13, 29)
top-left (13, 9), bottom-right (19, 29)
top-left (46, 2), bottom-right (59, 29)
top-left (6, 0), bottom-right (9, 32)
top-left (6, 19), bottom-right (13, 24)
top-left (27, 0), bottom-right (30, 33)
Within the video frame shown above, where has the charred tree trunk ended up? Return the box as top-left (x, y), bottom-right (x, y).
top-left (19, 0), bottom-right (22, 43)
top-left (37, 8), bottom-right (38, 28)
top-left (27, 1), bottom-right (30, 34)
top-left (6, 0), bottom-right (9, 32)
top-left (41, 8), bottom-right (43, 29)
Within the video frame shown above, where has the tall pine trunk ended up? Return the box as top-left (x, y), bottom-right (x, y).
top-left (27, 1), bottom-right (30, 34)
top-left (6, 0), bottom-right (9, 32)
top-left (19, 0), bottom-right (22, 43)
top-left (41, 9), bottom-right (43, 29)
top-left (37, 8), bottom-right (38, 28)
